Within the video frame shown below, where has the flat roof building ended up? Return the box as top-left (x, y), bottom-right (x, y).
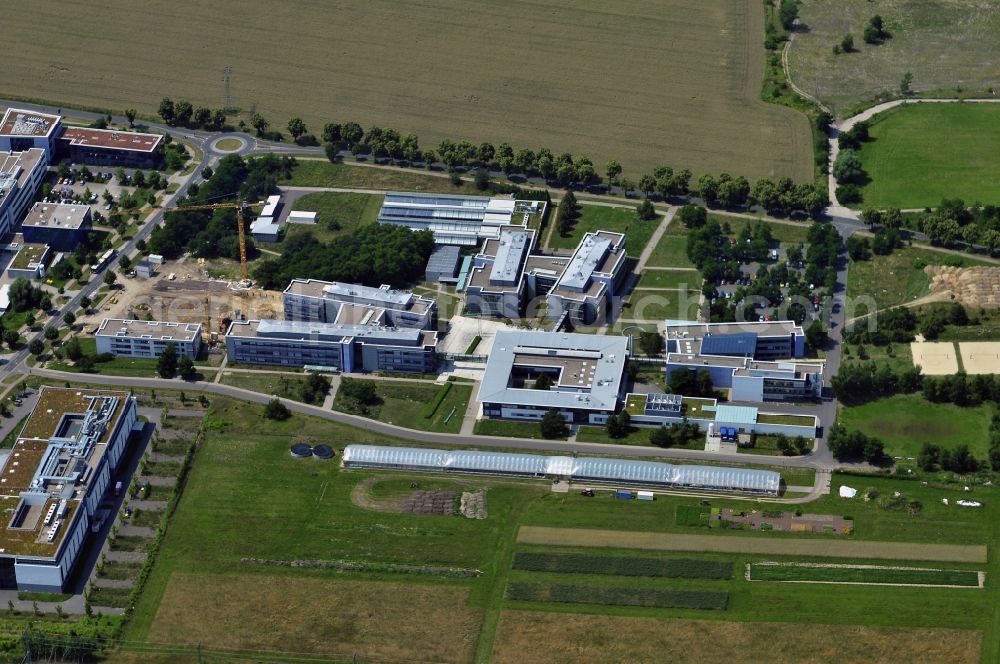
top-left (283, 279), bottom-right (437, 331)
top-left (95, 319), bottom-right (203, 360)
top-left (425, 244), bottom-right (462, 283)
top-left (478, 331), bottom-right (628, 424)
top-left (21, 202), bottom-right (92, 251)
top-left (664, 320), bottom-right (822, 403)
top-left (465, 227), bottom-right (626, 325)
top-left (57, 126), bottom-right (163, 168)
top-left (343, 445), bottom-right (781, 496)
top-left (377, 192), bottom-right (539, 246)
top-left (0, 387), bottom-right (138, 591)
top-left (0, 109), bottom-right (61, 157)
top-left (6, 239), bottom-right (49, 280)
top-left (226, 319), bottom-right (438, 374)
top-left (0, 148), bottom-right (47, 237)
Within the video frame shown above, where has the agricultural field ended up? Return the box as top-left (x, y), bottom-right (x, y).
top-left (747, 562), bottom-right (982, 587)
top-left (547, 204), bottom-right (658, 255)
top-left (491, 611), bottom-right (982, 664)
top-left (856, 104), bottom-right (1000, 208)
top-left (281, 191), bottom-right (382, 244)
top-left (107, 392), bottom-right (1000, 662)
top-left (0, 0), bottom-right (810, 180)
top-left (847, 246), bottom-right (995, 312)
top-left (787, 0), bottom-right (1000, 115)
top-left (838, 394), bottom-right (993, 459)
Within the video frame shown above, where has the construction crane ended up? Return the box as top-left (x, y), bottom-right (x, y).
top-left (117, 197), bottom-right (262, 284)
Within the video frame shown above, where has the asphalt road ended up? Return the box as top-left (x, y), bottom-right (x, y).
top-left (28, 367), bottom-right (825, 469)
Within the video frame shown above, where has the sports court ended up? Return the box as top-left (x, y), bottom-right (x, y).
top-left (910, 342), bottom-right (960, 375)
top-left (958, 342), bottom-right (1000, 375)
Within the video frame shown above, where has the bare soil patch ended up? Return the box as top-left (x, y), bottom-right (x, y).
top-left (910, 341), bottom-right (960, 375)
top-left (958, 342), bottom-right (1000, 375)
top-left (492, 611), bottom-right (981, 664)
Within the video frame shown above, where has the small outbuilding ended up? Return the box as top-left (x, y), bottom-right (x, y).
top-left (425, 245), bottom-right (461, 283)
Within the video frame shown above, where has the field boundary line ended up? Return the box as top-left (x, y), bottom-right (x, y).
top-left (517, 526), bottom-right (987, 563)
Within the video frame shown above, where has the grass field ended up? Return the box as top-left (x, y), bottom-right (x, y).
top-left (622, 290), bottom-right (702, 322)
top-left (491, 611), bottom-right (982, 664)
top-left (847, 246), bottom-right (994, 311)
top-left (282, 191), bottom-right (382, 244)
top-left (279, 160), bottom-right (473, 193)
top-left (548, 204), bottom-right (659, 255)
top-left (332, 379), bottom-right (472, 434)
top-left (838, 395), bottom-right (993, 460)
top-left (788, 0), bottom-right (1000, 114)
top-left (748, 562), bottom-right (981, 587)
top-left (218, 372), bottom-right (313, 400)
top-left (0, 1), bottom-right (810, 181)
top-left (645, 223), bottom-right (695, 268)
top-left (636, 269), bottom-right (701, 290)
top-left (46, 337), bottom-right (160, 377)
top-left (856, 104), bottom-right (1000, 208)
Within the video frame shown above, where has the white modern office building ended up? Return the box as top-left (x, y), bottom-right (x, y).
top-left (377, 192), bottom-right (544, 246)
top-left (282, 279), bottom-right (437, 330)
top-left (95, 319), bottom-right (203, 360)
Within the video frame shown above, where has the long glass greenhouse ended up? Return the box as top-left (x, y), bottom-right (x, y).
top-left (342, 445), bottom-right (781, 496)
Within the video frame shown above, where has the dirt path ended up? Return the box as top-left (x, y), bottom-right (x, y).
top-left (517, 526), bottom-right (987, 563)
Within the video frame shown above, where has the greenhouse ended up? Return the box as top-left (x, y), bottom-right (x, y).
top-left (342, 445), bottom-right (781, 496)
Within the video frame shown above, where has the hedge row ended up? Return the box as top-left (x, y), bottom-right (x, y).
top-left (505, 581), bottom-right (729, 610)
top-left (512, 552), bottom-right (731, 579)
top-left (420, 382), bottom-right (453, 419)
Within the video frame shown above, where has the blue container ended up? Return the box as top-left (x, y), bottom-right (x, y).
top-left (615, 490), bottom-right (634, 500)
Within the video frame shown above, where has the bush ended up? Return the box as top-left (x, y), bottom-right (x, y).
top-left (263, 399), bottom-right (291, 421)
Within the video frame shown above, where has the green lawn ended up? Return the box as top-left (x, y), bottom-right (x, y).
top-left (839, 394), bottom-right (993, 459)
top-left (622, 290), bottom-right (701, 322)
top-left (847, 246), bottom-right (995, 311)
top-left (841, 342), bottom-right (915, 373)
top-left (549, 204), bottom-right (659, 257)
top-left (721, 216), bottom-right (810, 245)
top-left (858, 104), bottom-right (1000, 208)
top-left (47, 337), bottom-right (161, 377)
top-left (279, 160), bottom-right (473, 193)
top-left (576, 425), bottom-right (704, 449)
top-left (636, 269), bottom-right (701, 290)
top-left (282, 191), bottom-right (382, 244)
top-left (218, 372), bottom-right (314, 401)
top-left (645, 223), bottom-right (694, 268)
top-left (474, 419), bottom-right (562, 440)
top-left (333, 379), bottom-right (472, 434)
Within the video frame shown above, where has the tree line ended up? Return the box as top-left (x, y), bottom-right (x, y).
top-left (158, 97), bottom-right (229, 131)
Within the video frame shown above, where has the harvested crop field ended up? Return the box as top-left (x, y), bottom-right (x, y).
top-left (147, 573), bottom-right (480, 662)
top-left (0, 0), bottom-right (811, 180)
top-left (491, 611), bottom-right (982, 664)
top-left (517, 526), bottom-right (988, 563)
top-left (787, 0), bottom-right (1000, 115)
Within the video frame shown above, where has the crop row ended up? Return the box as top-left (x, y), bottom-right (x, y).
top-left (749, 563), bottom-right (980, 587)
top-left (513, 552), bottom-right (731, 579)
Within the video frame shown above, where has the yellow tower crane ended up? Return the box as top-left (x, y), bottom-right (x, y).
top-left (119, 198), bottom-right (263, 284)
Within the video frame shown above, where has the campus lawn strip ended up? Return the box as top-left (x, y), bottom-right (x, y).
top-left (281, 191), bottom-right (382, 243)
top-left (333, 379), bottom-right (471, 433)
top-left (279, 160), bottom-right (474, 193)
top-left (548, 205), bottom-right (659, 256)
top-left (748, 563), bottom-right (980, 587)
top-left (512, 552), bottom-right (731, 579)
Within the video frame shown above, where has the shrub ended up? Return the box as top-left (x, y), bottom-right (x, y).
top-left (420, 383), bottom-right (453, 419)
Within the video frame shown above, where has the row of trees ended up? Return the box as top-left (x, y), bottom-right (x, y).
top-left (918, 441), bottom-right (990, 474)
top-left (831, 362), bottom-right (923, 404)
top-left (555, 191), bottom-right (580, 237)
top-left (158, 97), bottom-right (228, 131)
top-left (649, 420), bottom-right (702, 448)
